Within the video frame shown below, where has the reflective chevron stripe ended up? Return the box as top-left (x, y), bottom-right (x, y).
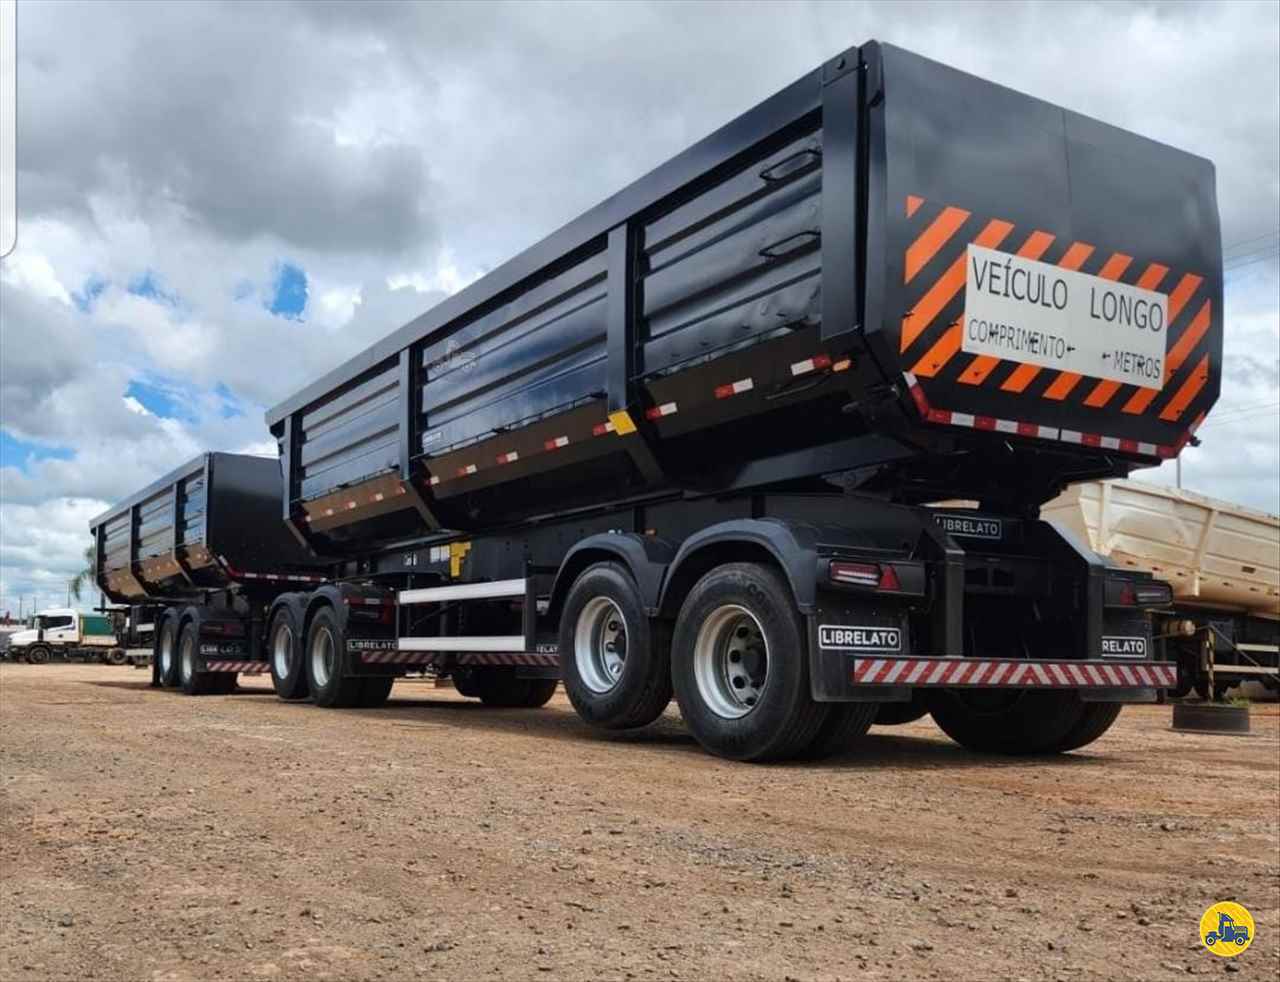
top-left (851, 658), bottom-right (1176, 688)
top-left (204, 661), bottom-right (270, 674)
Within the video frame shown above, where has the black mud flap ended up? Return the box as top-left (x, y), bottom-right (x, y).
top-left (808, 590), bottom-right (912, 703)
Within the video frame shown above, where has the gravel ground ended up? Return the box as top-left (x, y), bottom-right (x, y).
top-left (1, 662), bottom-right (1277, 981)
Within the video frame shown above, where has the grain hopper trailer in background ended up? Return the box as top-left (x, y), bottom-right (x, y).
top-left (1043, 480), bottom-right (1280, 699)
top-left (95, 42), bottom-right (1222, 760)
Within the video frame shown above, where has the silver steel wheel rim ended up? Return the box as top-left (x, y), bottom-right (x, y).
top-left (310, 626), bottom-right (335, 689)
top-left (272, 623), bottom-right (293, 679)
top-left (574, 596), bottom-right (627, 694)
top-left (693, 604), bottom-right (768, 719)
top-left (180, 632), bottom-right (196, 683)
top-left (160, 629), bottom-right (175, 676)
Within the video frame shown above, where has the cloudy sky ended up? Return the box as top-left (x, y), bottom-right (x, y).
top-left (0, 0), bottom-right (1277, 616)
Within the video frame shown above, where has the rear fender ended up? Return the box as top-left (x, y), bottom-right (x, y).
top-left (549, 532), bottom-right (676, 619)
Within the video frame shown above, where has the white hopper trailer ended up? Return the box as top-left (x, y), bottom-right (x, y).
top-left (1042, 479), bottom-right (1279, 699)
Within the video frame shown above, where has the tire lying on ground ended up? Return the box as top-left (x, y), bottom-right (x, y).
top-left (560, 562), bottom-right (672, 729)
top-left (928, 688), bottom-right (1122, 754)
top-left (671, 562), bottom-right (826, 762)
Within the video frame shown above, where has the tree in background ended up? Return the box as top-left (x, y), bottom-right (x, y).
top-left (68, 544), bottom-right (96, 603)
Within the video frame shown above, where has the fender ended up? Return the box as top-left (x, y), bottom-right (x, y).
top-left (549, 532), bottom-right (676, 618)
top-left (658, 519), bottom-right (825, 617)
top-left (304, 581), bottom-right (395, 638)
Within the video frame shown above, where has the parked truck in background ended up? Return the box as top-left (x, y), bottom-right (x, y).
top-left (1044, 480), bottom-right (1279, 699)
top-left (91, 42), bottom-right (1224, 761)
top-left (6, 608), bottom-right (121, 664)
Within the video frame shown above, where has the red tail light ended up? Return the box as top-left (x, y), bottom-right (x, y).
top-left (878, 564), bottom-right (901, 592)
top-left (829, 561), bottom-right (903, 592)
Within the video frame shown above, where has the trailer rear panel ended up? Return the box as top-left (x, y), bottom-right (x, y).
top-left (91, 453), bottom-right (327, 604)
top-left (266, 42), bottom-right (1222, 554)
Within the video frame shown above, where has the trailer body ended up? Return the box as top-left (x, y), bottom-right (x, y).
top-left (1043, 480), bottom-right (1280, 697)
top-left (265, 42), bottom-right (1220, 556)
top-left (92, 41), bottom-right (1222, 758)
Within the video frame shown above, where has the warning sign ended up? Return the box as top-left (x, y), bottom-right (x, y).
top-left (962, 245), bottom-right (1168, 389)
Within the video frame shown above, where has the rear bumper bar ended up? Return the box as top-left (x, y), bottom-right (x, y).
top-left (852, 658), bottom-right (1176, 689)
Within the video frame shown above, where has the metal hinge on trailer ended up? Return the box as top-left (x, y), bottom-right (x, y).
top-left (851, 657), bottom-right (1177, 688)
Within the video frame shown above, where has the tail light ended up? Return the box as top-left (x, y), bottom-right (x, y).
top-left (1105, 577), bottom-right (1173, 608)
top-left (829, 561), bottom-right (902, 592)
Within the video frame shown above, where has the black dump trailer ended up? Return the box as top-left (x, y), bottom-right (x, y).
top-left (95, 42), bottom-right (1222, 760)
top-left (91, 453), bottom-right (329, 692)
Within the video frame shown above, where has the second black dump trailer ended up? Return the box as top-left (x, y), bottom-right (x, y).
top-left (92, 41), bottom-right (1223, 760)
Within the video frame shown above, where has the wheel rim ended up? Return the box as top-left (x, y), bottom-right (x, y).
top-left (159, 628), bottom-right (175, 676)
top-left (574, 597), bottom-right (627, 694)
top-left (310, 625), bottom-right (335, 688)
top-left (272, 622), bottom-right (293, 679)
top-left (180, 631), bottom-right (196, 684)
top-left (693, 604), bottom-right (768, 719)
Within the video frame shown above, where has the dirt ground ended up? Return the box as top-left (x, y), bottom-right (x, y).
top-left (1, 663), bottom-right (1277, 982)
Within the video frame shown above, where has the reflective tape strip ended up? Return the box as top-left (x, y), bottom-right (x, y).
top-left (902, 373), bottom-right (1182, 459)
top-left (790, 354), bottom-right (833, 376)
top-left (204, 661), bottom-right (269, 674)
top-left (358, 650), bottom-right (443, 666)
top-left (714, 378), bottom-right (755, 399)
top-left (645, 402), bottom-right (679, 420)
top-left (849, 659), bottom-right (1176, 688)
top-left (496, 451), bottom-right (519, 464)
top-left (593, 420), bottom-right (616, 436)
top-left (544, 436), bottom-right (570, 451)
top-left (456, 464), bottom-right (478, 477)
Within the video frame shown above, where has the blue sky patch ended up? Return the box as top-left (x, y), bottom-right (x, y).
top-left (129, 270), bottom-right (178, 306)
top-left (269, 262), bottom-right (308, 319)
top-left (125, 379), bottom-right (196, 421)
top-left (214, 383), bottom-right (244, 419)
top-left (0, 430), bottom-right (75, 471)
top-left (72, 276), bottom-right (108, 313)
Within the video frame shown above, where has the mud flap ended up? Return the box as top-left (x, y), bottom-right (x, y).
top-left (808, 590), bottom-right (913, 703)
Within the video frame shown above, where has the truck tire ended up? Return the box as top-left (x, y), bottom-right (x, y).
top-left (358, 675), bottom-right (395, 708)
top-left (26, 645), bottom-right (51, 665)
top-left (178, 621), bottom-right (219, 696)
top-left (472, 670), bottom-right (557, 708)
top-left (305, 606), bottom-right (365, 708)
top-left (157, 617), bottom-right (181, 687)
top-left (1046, 703), bottom-right (1123, 753)
top-left (928, 689), bottom-right (1091, 755)
top-left (560, 562), bottom-right (672, 729)
top-left (671, 562), bottom-right (825, 762)
top-left (799, 702), bottom-right (879, 760)
top-left (267, 606), bottom-right (309, 701)
top-left (874, 696), bottom-right (930, 726)
top-left (108, 648), bottom-right (128, 666)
